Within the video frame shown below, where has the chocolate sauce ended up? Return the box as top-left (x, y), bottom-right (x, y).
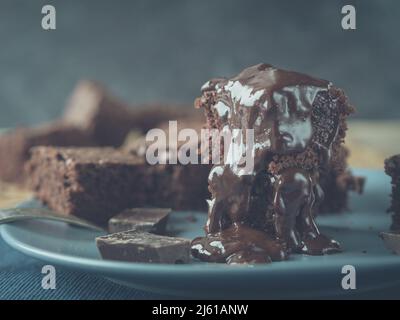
top-left (272, 167), bottom-right (340, 255)
top-left (191, 223), bottom-right (286, 264)
top-left (192, 64), bottom-right (343, 264)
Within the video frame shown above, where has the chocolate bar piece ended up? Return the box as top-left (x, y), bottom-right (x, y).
top-left (385, 154), bottom-right (400, 230)
top-left (26, 146), bottom-right (209, 226)
top-left (63, 80), bottom-right (199, 147)
top-left (108, 208), bottom-right (171, 233)
top-left (96, 230), bottom-right (191, 263)
top-left (0, 122), bottom-right (94, 183)
top-left (380, 232), bottom-right (400, 255)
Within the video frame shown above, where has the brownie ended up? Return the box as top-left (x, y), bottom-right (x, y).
top-left (108, 208), bottom-right (171, 233)
top-left (26, 146), bottom-right (210, 226)
top-left (385, 154), bottom-right (400, 231)
top-left (0, 122), bottom-right (94, 183)
top-left (191, 63), bottom-right (355, 264)
top-left (96, 229), bottom-right (191, 264)
top-left (63, 80), bottom-right (199, 147)
top-left (0, 80), bottom-right (202, 184)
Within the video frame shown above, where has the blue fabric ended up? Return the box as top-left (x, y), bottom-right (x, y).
top-left (0, 236), bottom-right (173, 300)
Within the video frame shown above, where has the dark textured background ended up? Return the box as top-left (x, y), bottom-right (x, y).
top-left (0, 0), bottom-right (399, 127)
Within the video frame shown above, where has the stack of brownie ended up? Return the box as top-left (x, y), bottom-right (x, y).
top-left (197, 64), bottom-right (363, 213)
top-left (191, 63), bottom-right (363, 264)
top-left (0, 79), bottom-right (210, 231)
top-left (0, 80), bottom-right (200, 184)
top-left (385, 154), bottom-right (400, 231)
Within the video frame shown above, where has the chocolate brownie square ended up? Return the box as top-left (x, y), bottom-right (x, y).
top-left (26, 146), bottom-right (210, 226)
top-left (26, 147), bottom-right (157, 226)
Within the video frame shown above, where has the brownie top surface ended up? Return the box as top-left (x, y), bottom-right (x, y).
top-left (30, 146), bottom-right (145, 165)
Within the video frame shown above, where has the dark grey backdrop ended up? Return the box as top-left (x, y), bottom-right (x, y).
top-left (0, 0), bottom-right (399, 127)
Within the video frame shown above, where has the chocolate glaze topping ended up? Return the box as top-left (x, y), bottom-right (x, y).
top-left (192, 64), bottom-right (350, 264)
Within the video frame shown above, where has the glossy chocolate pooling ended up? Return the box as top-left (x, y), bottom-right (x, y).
top-left (192, 64), bottom-right (353, 264)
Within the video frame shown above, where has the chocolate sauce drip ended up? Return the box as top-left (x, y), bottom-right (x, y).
top-left (191, 224), bottom-right (286, 264)
top-left (192, 64), bottom-right (343, 264)
top-left (272, 168), bottom-right (340, 254)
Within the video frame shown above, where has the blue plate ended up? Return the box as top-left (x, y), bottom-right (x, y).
top-left (1, 168), bottom-right (400, 299)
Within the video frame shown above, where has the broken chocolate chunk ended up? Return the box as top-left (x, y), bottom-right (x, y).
top-left (96, 230), bottom-right (191, 264)
top-left (108, 208), bottom-right (171, 234)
